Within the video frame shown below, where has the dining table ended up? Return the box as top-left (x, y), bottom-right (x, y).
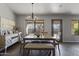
top-left (22, 36), bottom-right (59, 56)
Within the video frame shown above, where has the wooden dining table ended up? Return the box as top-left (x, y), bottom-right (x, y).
top-left (22, 37), bottom-right (58, 56)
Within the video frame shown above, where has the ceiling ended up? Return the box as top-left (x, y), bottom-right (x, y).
top-left (5, 3), bottom-right (79, 15)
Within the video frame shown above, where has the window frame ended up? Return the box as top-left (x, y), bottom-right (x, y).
top-left (72, 20), bottom-right (79, 35)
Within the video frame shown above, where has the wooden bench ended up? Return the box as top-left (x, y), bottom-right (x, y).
top-left (21, 38), bottom-right (58, 56)
top-left (23, 43), bottom-right (55, 56)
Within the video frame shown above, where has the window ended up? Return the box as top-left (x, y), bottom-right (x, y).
top-left (25, 20), bottom-right (44, 35)
top-left (72, 20), bottom-right (79, 35)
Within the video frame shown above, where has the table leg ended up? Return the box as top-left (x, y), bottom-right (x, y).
top-left (53, 48), bottom-right (55, 56)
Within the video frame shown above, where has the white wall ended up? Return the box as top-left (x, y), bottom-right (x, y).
top-left (16, 14), bottom-right (79, 42)
top-left (0, 3), bottom-right (15, 20)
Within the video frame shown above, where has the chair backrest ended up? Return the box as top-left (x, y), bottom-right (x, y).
top-left (18, 32), bottom-right (24, 44)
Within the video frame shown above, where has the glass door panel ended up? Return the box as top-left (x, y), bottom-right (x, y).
top-left (52, 20), bottom-right (62, 42)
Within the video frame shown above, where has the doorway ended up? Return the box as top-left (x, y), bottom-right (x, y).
top-left (51, 19), bottom-right (63, 42)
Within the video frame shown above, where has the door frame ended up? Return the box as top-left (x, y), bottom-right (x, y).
top-left (51, 19), bottom-right (63, 42)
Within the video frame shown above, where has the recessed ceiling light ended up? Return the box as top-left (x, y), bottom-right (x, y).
top-left (59, 4), bottom-right (63, 8)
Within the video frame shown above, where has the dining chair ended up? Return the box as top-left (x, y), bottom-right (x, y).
top-left (18, 32), bottom-right (24, 56)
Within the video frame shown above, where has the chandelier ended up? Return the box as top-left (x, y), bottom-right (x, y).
top-left (26, 3), bottom-right (38, 20)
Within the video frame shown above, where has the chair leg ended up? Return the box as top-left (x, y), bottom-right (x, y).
top-left (58, 44), bottom-right (61, 56)
top-left (19, 44), bottom-right (22, 56)
top-left (23, 48), bottom-right (25, 56)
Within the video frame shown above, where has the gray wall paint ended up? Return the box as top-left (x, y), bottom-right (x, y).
top-left (16, 14), bottom-right (79, 42)
top-left (0, 4), bottom-right (15, 20)
top-left (16, 16), bottom-right (25, 34)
